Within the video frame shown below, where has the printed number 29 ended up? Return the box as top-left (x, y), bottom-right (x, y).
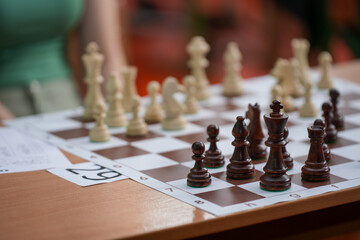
top-left (66, 165), bottom-right (121, 181)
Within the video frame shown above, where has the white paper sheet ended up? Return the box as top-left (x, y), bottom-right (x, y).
top-left (0, 127), bottom-right (71, 173)
top-left (48, 162), bottom-right (128, 186)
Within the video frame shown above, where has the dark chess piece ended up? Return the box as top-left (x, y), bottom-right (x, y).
top-left (187, 141), bottom-right (211, 187)
top-left (260, 100), bottom-right (291, 191)
top-left (204, 124), bottom-right (225, 168)
top-left (282, 127), bottom-right (293, 170)
top-left (245, 103), bottom-right (267, 159)
top-left (313, 119), bottom-right (331, 162)
top-left (301, 121), bottom-right (330, 182)
top-left (322, 102), bottom-right (338, 143)
top-left (329, 89), bottom-right (344, 129)
top-left (226, 116), bottom-right (255, 179)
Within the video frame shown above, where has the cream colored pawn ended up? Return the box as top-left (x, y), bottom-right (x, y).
top-left (90, 103), bottom-right (110, 142)
top-left (290, 58), bottom-right (304, 98)
top-left (299, 81), bottom-right (318, 117)
top-left (122, 66), bottom-right (139, 112)
top-left (318, 51), bottom-right (333, 89)
top-left (126, 96), bottom-right (148, 137)
top-left (162, 77), bottom-right (186, 130)
top-left (222, 42), bottom-right (243, 97)
top-left (106, 73), bottom-right (127, 127)
top-left (144, 81), bottom-right (163, 123)
top-left (183, 75), bottom-right (198, 114)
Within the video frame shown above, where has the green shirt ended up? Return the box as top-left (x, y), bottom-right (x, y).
top-left (0, 0), bottom-right (84, 88)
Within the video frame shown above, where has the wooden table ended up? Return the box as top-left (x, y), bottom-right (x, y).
top-left (1, 61), bottom-right (360, 240)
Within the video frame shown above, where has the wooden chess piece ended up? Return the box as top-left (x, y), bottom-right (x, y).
top-left (299, 81), bottom-right (318, 117)
top-left (106, 72), bottom-right (128, 127)
top-left (89, 103), bottom-right (110, 142)
top-left (144, 81), bottom-right (163, 123)
top-left (204, 124), bottom-right (225, 168)
top-left (329, 89), bottom-right (344, 129)
top-left (187, 141), bottom-right (211, 187)
top-left (186, 36), bottom-right (211, 100)
top-left (282, 127), bottom-right (293, 169)
top-left (222, 42), bottom-right (243, 97)
top-left (122, 66), bottom-right (139, 112)
top-left (301, 121), bottom-right (330, 182)
top-left (292, 38), bottom-right (311, 87)
top-left (271, 84), bottom-right (283, 104)
top-left (313, 119), bottom-right (331, 162)
top-left (322, 102), bottom-right (337, 143)
top-left (162, 77), bottom-right (187, 130)
top-left (183, 75), bottom-right (198, 114)
top-left (318, 52), bottom-right (334, 89)
top-left (82, 42), bottom-right (106, 120)
top-left (290, 58), bottom-right (304, 98)
top-left (126, 96), bottom-right (148, 137)
top-left (226, 116), bottom-right (255, 179)
top-left (245, 103), bottom-right (267, 159)
top-left (260, 100), bottom-right (291, 191)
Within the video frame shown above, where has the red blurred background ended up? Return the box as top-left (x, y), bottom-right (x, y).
top-left (69, 0), bottom-right (360, 97)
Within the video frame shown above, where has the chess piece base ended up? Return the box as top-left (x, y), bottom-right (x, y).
top-left (162, 116), bottom-right (186, 130)
top-left (260, 173), bottom-right (291, 191)
top-left (301, 166), bottom-right (330, 182)
top-left (248, 145), bottom-right (267, 160)
top-left (187, 173), bottom-right (211, 187)
top-left (299, 102), bottom-right (318, 118)
top-left (90, 126), bottom-right (110, 142)
top-left (126, 119), bottom-right (148, 137)
top-left (203, 154), bottom-right (225, 168)
top-left (106, 114), bottom-right (127, 127)
top-left (226, 163), bottom-right (255, 179)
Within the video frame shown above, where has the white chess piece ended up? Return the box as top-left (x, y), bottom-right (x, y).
top-left (186, 36), bottom-right (211, 100)
top-left (126, 96), bottom-right (148, 137)
top-left (270, 59), bottom-right (294, 112)
top-left (105, 72), bottom-right (128, 127)
top-left (183, 75), bottom-right (198, 114)
top-left (290, 58), bottom-right (304, 98)
top-left (317, 51), bottom-right (333, 89)
top-left (222, 42), bottom-right (243, 97)
top-left (82, 42), bottom-right (106, 120)
top-left (299, 81), bottom-right (318, 117)
top-left (162, 76), bottom-right (187, 130)
top-left (122, 66), bottom-right (139, 112)
top-left (292, 38), bottom-right (311, 87)
top-left (144, 81), bottom-right (163, 123)
top-left (90, 103), bottom-right (111, 142)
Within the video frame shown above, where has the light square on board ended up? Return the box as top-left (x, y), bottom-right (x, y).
top-left (331, 144), bottom-right (360, 161)
top-left (338, 129), bottom-right (360, 144)
top-left (94, 145), bottom-right (149, 160)
top-left (130, 137), bottom-right (191, 153)
top-left (330, 162), bottom-right (360, 180)
top-left (147, 122), bottom-right (204, 137)
top-left (68, 136), bottom-right (127, 151)
top-left (115, 153), bottom-right (178, 171)
top-left (287, 125), bottom-right (311, 142)
top-left (239, 181), bottom-right (307, 198)
top-left (204, 139), bottom-right (234, 156)
top-left (286, 141), bottom-right (309, 158)
top-left (198, 95), bottom-right (228, 108)
top-left (184, 108), bottom-right (217, 121)
top-left (167, 177), bottom-right (234, 195)
top-left (290, 173), bottom-right (347, 189)
top-left (141, 164), bottom-right (191, 182)
top-left (342, 92), bottom-right (360, 102)
top-left (34, 118), bottom-right (82, 132)
top-left (339, 106), bottom-right (360, 116)
top-left (195, 186), bottom-right (264, 207)
top-left (51, 127), bottom-right (89, 140)
top-left (203, 102), bottom-right (239, 112)
top-left (345, 113), bottom-right (360, 125)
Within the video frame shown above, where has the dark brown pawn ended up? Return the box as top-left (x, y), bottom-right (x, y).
top-left (313, 119), bottom-right (331, 162)
top-left (282, 127), bottom-right (293, 169)
top-left (301, 121), bottom-right (330, 182)
top-left (187, 141), bottom-right (211, 187)
top-left (260, 100), bottom-right (291, 191)
top-left (226, 116), bottom-right (255, 179)
top-left (204, 124), bottom-right (225, 168)
top-left (245, 103), bottom-right (267, 159)
top-left (322, 102), bottom-right (337, 143)
top-left (329, 89), bottom-right (344, 129)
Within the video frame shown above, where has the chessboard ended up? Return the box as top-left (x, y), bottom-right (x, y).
top-left (6, 72), bottom-right (360, 216)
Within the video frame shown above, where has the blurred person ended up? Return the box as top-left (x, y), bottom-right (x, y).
top-left (0, 0), bottom-right (127, 120)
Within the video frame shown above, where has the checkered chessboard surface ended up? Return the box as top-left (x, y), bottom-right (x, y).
top-left (6, 72), bottom-right (360, 216)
